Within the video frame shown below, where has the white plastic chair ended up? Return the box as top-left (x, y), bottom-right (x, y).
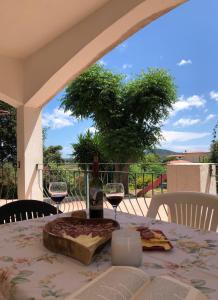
top-left (147, 192), bottom-right (218, 231)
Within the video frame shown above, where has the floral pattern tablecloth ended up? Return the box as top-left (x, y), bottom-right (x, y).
top-left (0, 210), bottom-right (218, 300)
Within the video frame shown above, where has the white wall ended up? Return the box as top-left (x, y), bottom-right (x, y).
top-left (167, 164), bottom-right (216, 195)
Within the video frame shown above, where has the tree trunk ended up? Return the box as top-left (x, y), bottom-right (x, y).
top-left (114, 163), bottom-right (129, 195)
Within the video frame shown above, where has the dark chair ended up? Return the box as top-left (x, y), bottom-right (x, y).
top-left (0, 200), bottom-right (62, 224)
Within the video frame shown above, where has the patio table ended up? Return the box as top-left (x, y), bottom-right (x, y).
top-left (0, 209), bottom-right (218, 300)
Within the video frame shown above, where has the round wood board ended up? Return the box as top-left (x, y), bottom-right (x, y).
top-left (43, 217), bottom-right (119, 265)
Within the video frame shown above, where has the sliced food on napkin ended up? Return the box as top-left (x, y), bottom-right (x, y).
top-left (134, 226), bottom-right (172, 250)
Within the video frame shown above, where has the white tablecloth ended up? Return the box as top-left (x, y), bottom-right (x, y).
top-left (0, 210), bottom-right (218, 299)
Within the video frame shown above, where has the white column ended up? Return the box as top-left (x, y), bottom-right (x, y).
top-left (17, 106), bottom-right (43, 200)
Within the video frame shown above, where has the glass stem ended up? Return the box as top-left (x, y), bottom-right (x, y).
top-left (114, 206), bottom-right (117, 220)
top-left (56, 203), bottom-right (60, 215)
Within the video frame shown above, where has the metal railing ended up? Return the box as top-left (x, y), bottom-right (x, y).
top-left (7, 163), bottom-right (218, 221)
top-left (41, 163), bottom-right (168, 220)
top-left (0, 162), bottom-right (218, 221)
top-left (2, 162), bottom-right (218, 222)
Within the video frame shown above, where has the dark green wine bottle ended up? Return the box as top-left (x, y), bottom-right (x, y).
top-left (89, 156), bottom-right (104, 219)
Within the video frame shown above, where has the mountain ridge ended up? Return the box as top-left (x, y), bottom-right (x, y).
top-left (147, 148), bottom-right (180, 158)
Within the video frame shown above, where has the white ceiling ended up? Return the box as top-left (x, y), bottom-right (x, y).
top-left (0, 0), bottom-right (109, 58)
top-left (0, 0), bottom-right (186, 108)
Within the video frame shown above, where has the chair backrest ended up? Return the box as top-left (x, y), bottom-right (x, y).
top-left (0, 200), bottom-right (62, 224)
top-left (147, 192), bottom-right (218, 231)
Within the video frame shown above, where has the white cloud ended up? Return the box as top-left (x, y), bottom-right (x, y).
top-left (122, 63), bottom-right (132, 69)
top-left (89, 127), bottom-right (97, 134)
top-left (162, 130), bottom-right (210, 143)
top-left (61, 145), bottom-right (72, 158)
top-left (85, 126), bottom-right (97, 134)
top-left (210, 91), bottom-right (218, 102)
top-left (173, 118), bottom-right (200, 127)
top-left (42, 108), bottom-right (77, 129)
top-left (98, 59), bottom-right (107, 66)
top-left (205, 114), bottom-right (216, 121)
top-left (171, 95), bottom-right (206, 116)
top-left (173, 114), bottom-right (216, 126)
top-left (167, 144), bottom-right (209, 152)
top-left (177, 59), bottom-right (192, 66)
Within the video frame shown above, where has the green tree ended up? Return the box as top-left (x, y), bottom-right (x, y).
top-left (0, 101), bottom-right (17, 199)
top-left (0, 101), bottom-right (16, 165)
top-left (43, 127), bottom-right (64, 164)
top-left (61, 64), bottom-right (177, 191)
top-left (43, 127), bottom-right (49, 149)
top-left (61, 64), bottom-right (176, 162)
top-left (129, 154), bottom-right (166, 190)
top-left (210, 141), bottom-right (218, 163)
top-left (141, 153), bottom-right (165, 174)
top-left (43, 145), bottom-right (64, 164)
top-left (210, 121), bottom-right (218, 163)
top-left (72, 130), bottom-right (107, 167)
top-left (0, 103), bottom-right (64, 165)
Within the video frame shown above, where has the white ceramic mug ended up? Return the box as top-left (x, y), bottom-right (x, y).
top-left (111, 229), bottom-right (142, 267)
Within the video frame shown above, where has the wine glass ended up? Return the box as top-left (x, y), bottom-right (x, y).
top-left (48, 182), bottom-right (67, 215)
top-left (105, 183), bottom-right (124, 220)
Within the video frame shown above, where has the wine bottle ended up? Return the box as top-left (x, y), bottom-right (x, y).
top-left (89, 156), bottom-right (104, 218)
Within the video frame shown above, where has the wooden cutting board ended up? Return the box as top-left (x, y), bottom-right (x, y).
top-left (43, 217), bottom-right (119, 265)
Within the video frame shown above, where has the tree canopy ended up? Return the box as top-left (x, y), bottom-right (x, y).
top-left (0, 103), bottom-right (64, 165)
top-left (43, 145), bottom-right (64, 164)
top-left (72, 130), bottom-right (106, 166)
top-left (141, 153), bottom-right (165, 174)
top-left (0, 101), bottom-right (16, 165)
top-left (43, 128), bottom-right (64, 164)
top-left (61, 64), bottom-right (177, 164)
top-left (210, 121), bottom-right (218, 163)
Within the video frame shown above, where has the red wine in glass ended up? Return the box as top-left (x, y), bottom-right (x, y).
top-left (49, 182), bottom-right (67, 215)
top-left (107, 195), bottom-right (123, 207)
top-left (105, 183), bottom-right (124, 220)
top-left (50, 194), bottom-right (66, 203)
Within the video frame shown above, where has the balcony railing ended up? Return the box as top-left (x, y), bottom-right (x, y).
top-left (41, 163), bottom-right (168, 220)
top-left (1, 162), bottom-right (218, 222)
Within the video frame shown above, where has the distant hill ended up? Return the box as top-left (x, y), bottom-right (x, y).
top-left (146, 148), bottom-right (180, 158)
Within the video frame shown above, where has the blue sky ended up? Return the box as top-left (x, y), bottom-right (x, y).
top-left (43, 0), bottom-right (218, 158)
